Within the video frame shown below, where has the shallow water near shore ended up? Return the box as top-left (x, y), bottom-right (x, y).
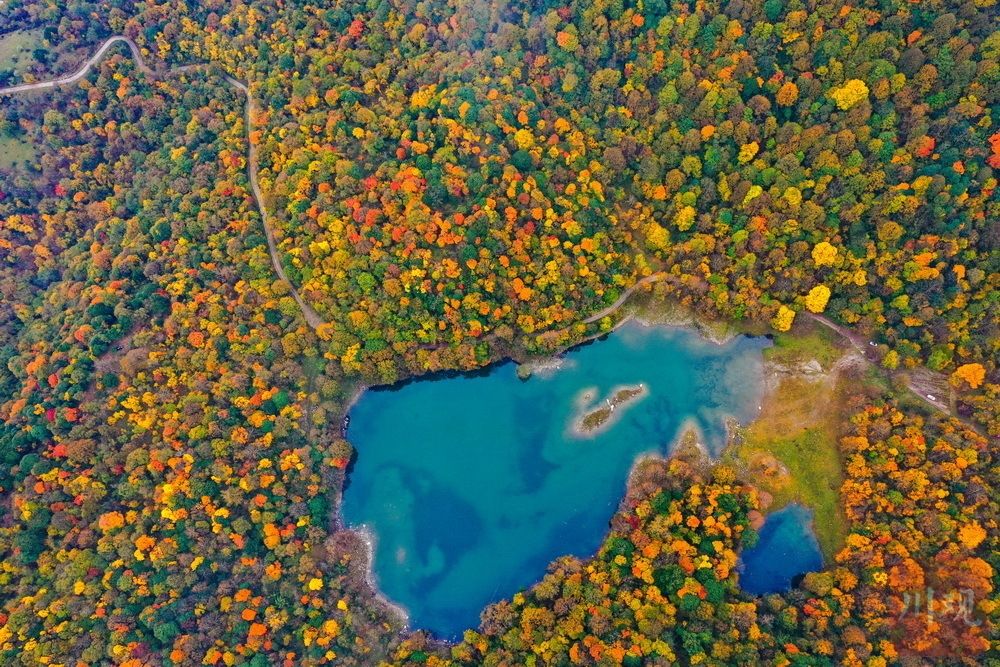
top-left (342, 322), bottom-right (769, 639)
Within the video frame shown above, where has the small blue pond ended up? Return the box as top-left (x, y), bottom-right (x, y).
top-left (342, 322), bottom-right (769, 639)
top-left (738, 504), bottom-right (824, 594)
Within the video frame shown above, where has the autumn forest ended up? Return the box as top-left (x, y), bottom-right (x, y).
top-left (0, 0), bottom-right (997, 665)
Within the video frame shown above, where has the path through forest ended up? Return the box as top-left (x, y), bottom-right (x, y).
top-left (572, 267), bottom-right (959, 420)
top-left (0, 36), bottom-right (326, 330)
top-left (805, 313), bottom-right (955, 416)
top-left (0, 38), bottom-right (969, 423)
top-left (581, 272), bottom-right (667, 324)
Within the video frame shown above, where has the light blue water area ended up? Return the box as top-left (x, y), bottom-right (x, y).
top-left (738, 504), bottom-right (824, 595)
top-left (342, 322), bottom-right (769, 639)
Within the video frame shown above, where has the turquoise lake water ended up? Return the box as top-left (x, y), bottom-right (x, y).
top-left (342, 322), bottom-right (769, 639)
top-left (738, 504), bottom-right (824, 594)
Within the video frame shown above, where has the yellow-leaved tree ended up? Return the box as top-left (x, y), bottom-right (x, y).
top-left (829, 79), bottom-right (870, 110)
top-left (805, 284), bottom-right (831, 313)
top-left (811, 241), bottom-right (838, 267)
top-left (951, 363), bottom-right (986, 389)
top-left (737, 141), bottom-right (759, 163)
top-left (957, 521), bottom-right (987, 549)
top-left (645, 222), bottom-right (670, 250)
top-left (771, 305), bottom-right (796, 331)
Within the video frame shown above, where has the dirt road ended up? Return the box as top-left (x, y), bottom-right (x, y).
top-left (0, 36), bottom-right (326, 331)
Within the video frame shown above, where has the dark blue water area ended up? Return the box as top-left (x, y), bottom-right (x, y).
top-left (342, 322), bottom-right (770, 639)
top-left (738, 504), bottom-right (824, 595)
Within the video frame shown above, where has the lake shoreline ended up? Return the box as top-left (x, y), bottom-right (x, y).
top-left (340, 314), bottom-right (739, 418)
top-left (336, 277), bottom-right (775, 425)
top-left (339, 320), bottom-right (771, 640)
top-left (353, 524), bottom-right (412, 630)
top-left (515, 312), bottom-right (748, 382)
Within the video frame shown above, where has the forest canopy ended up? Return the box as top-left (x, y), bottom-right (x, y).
top-left (0, 0), bottom-right (996, 664)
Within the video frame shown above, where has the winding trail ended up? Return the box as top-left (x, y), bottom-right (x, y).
top-left (804, 313), bottom-right (877, 362)
top-left (0, 36), bottom-right (326, 331)
top-left (223, 75), bottom-right (324, 329)
top-left (0, 39), bottom-right (979, 427)
top-left (805, 312), bottom-right (956, 417)
top-left (573, 269), bottom-right (962, 421)
top-left (582, 272), bottom-right (667, 324)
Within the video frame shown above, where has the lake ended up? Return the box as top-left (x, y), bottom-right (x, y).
top-left (738, 504), bottom-right (824, 595)
top-left (342, 322), bottom-right (769, 639)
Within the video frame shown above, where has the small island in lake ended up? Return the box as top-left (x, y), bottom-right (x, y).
top-left (572, 383), bottom-right (649, 437)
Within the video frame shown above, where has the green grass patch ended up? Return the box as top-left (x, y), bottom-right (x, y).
top-left (735, 425), bottom-right (847, 559)
top-left (765, 324), bottom-right (841, 368)
top-left (0, 136), bottom-right (36, 170)
top-left (636, 295), bottom-right (850, 555)
top-left (726, 365), bottom-right (849, 560)
top-left (0, 29), bottom-right (46, 74)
